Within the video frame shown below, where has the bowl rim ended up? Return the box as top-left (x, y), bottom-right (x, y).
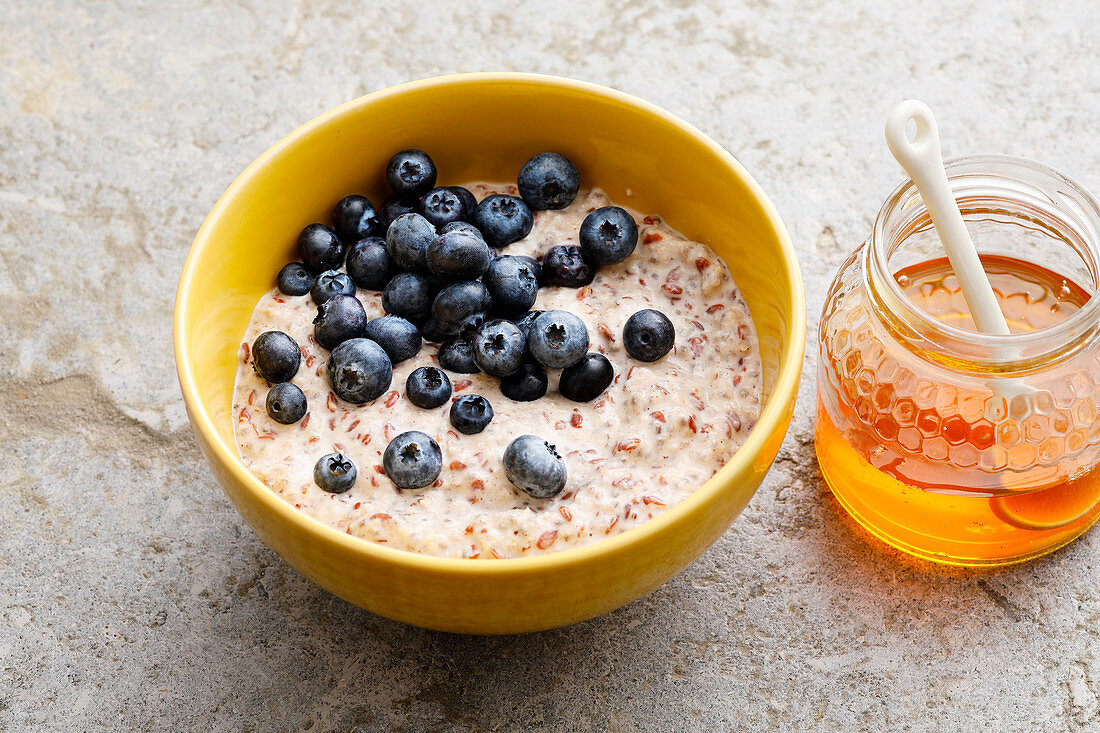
top-left (173, 71), bottom-right (806, 575)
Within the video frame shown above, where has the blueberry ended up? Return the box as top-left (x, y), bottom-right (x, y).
top-left (418, 317), bottom-right (449, 344)
top-left (252, 331), bottom-right (300, 383)
top-left (364, 315), bottom-right (421, 364)
top-left (406, 366), bottom-right (452, 409)
top-left (503, 435), bottom-right (567, 499)
top-left (559, 353), bottom-right (614, 402)
top-left (543, 245), bottom-right (596, 288)
top-left (517, 152), bottom-right (580, 211)
top-left (427, 229), bottom-right (492, 280)
top-left (500, 363), bottom-right (548, 402)
top-left (277, 262), bottom-right (315, 296)
top-left (514, 254), bottom-right (543, 285)
top-left (432, 280), bottom-right (491, 336)
top-left (419, 187), bottom-right (468, 229)
top-left (441, 220), bottom-right (482, 237)
top-left (314, 452), bottom-right (357, 493)
top-left (380, 194), bottom-right (418, 229)
top-left (449, 394), bottom-right (494, 434)
top-left (482, 255), bottom-right (539, 317)
top-left (327, 337), bottom-right (393, 404)
top-left (623, 309), bottom-right (675, 362)
top-left (313, 294), bottom-right (367, 351)
top-left (437, 336), bottom-right (480, 374)
top-left (383, 431), bottom-right (442, 490)
top-left (386, 212), bottom-right (436, 271)
top-left (332, 195), bottom-right (382, 243)
top-left (310, 270), bottom-right (355, 305)
top-left (266, 382), bottom-right (307, 424)
top-left (473, 194), bottom-right (533, 247)
top-left (528, 310), bottom-right (589, 368)
top-left (297, 223), bottom-right (345, 274)
top-left (386, 149), bottom-right (437, 198)
top-left (382, 272), bottom-right (437, 322)
top-left (579, 206), bottom-right (638, 265)
top-left (513, 309), bottom-right (544, 339)
top-left (456, 312), bottom-right (487, 339)
top-left (472, 319), bottom-right (527, 377)
top-left (448, 186), bottom-right (478, 220)
top-left (345, 237), bottom-right (397, 290)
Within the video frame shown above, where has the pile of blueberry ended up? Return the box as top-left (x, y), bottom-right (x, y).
top-left (250, 150), bottom-right (676, 500)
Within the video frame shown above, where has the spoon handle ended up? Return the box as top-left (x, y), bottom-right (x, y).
top-left (885, 100), bottom-right (1011, 336)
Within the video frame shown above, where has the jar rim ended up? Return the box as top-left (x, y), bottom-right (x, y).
top-left (868, 153), bottom-right (1100, 366)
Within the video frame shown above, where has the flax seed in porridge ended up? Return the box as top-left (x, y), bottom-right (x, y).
top-left (233, 179), bottom-right (762, 559)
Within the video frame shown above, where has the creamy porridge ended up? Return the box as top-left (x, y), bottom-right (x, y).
top-left (233, 182), bottom-right (762, 558)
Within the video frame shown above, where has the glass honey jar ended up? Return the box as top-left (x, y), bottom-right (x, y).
top-left (816, 155), bottom-right (1100, 566)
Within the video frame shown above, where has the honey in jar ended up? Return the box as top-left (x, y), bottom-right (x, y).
top-left (816, 155), bottom-right (1100, 566)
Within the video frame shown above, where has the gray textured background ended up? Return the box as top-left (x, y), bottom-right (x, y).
top-left (4, 1), bottom-right (1100, 731)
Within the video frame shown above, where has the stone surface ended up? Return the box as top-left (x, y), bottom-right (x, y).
top-left (3, 1), bottom-right (1100, 730)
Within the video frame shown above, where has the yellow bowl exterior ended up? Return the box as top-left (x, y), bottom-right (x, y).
top-left (173, 73), bottom-right (805, 634)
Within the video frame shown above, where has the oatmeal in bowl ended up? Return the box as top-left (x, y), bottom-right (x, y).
top-left (233, 153), bottom-right (763, 559)
top-left (174, 73), bottom-right (803, 632)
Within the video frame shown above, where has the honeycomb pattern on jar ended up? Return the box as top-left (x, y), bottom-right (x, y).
top-left (819, 247), bottom-right (1100, 475)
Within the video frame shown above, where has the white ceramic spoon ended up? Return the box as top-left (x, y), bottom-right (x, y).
top-left (885, 100), bottom-right (1011, 336)
top-left (884, 102), bottom-right (1075, 528)
top-left (884, 101), bottom-right (1034, 402)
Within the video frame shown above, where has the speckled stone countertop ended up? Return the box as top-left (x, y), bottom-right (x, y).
top-left (4, 2), bottom-right (1100, 730)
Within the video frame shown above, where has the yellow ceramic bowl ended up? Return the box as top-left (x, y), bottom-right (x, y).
top-left (173, 73), bottom-right (805, 634)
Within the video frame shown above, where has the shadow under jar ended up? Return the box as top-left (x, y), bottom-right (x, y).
top-left (816, 155), bottom-right (1100, 566)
